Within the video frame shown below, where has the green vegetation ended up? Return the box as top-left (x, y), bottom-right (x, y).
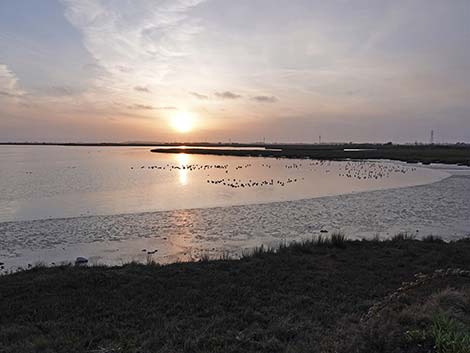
top-left (430, 314), bottom-right (470, 353)
top-left (343, 283), bottom-right (470, 353)
top-left (1, 237), bottom-right (470, 353)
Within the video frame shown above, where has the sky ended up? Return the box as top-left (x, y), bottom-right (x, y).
top-left (0, 0), bottom-right (469, 143)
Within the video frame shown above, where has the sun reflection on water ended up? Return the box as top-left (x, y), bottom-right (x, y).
top-left (176, 153), bottom-right (189, 186)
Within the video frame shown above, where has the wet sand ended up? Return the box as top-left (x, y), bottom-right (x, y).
top-left (1, 173), bottom-right (469, 271)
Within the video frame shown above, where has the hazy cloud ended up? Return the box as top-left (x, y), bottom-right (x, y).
top-left (2, 1), bottom-right (470, 142)
top-left (134, 86), bottom-right (151, 93)
top-left (0, 64), bottom-right (24, 99)
top-left (128, 104), bottom-right (155, 110)
top-left (61, 0), bottom-right (207, 90)
top-left (128, 104), bottom-right (176, 110)
top-left (215, 91), bottom-right (242, 99)
top-left (251, 95), bottom-right (278, 103)
top-left (46, 85), bottom-right (80, 96)
top-left (190, 91), bottom-right (209, 100)
top-left (0, 91), bottom-right (17, 98)
top-left (82, 63), bottom-right (107, 75)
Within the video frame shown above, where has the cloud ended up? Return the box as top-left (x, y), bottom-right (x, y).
top-left (2, 1), bottom-right (469, 143)
top-left (0, 64), bottom-right (24, 99)
top-left (134, 86), bottom-right (151, 93)
top-left (45, 85), bottom-right (80, 96)
top-left (251, 95), bottom-right (278, 103)
top-left (214, 91), bottom-right (242, 99)
top-left (61, 0), bottom-right (207, 93)
top-left (190, 91), bottom-right (209, 100)
top-left (128, 104), bottom-right (154, 110)
top-left (128, 104), bottom-right (176, 110)
top-left (0, 91), bottom-right (17, 98)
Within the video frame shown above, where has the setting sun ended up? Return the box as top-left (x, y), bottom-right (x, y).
top-left (171, 112), bottom-right (194, 133)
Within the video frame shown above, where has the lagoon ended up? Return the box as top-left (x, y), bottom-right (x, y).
top-left (1, 145), bottom-right (469, 270)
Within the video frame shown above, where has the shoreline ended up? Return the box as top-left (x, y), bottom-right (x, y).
top-left (2, 173), bottom-right (469, 273)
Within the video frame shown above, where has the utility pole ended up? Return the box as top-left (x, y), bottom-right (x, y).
top-left (430, 130), bottom-right (434, 145)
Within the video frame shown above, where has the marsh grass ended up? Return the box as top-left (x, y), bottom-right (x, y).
top-left (405, 314), bottom-right (470, 353)
top-left (337, 286), bottom-right (470, 353)
top-left (422, 235), bottom-right (445, 243)
top-left (391, 232), bottom-right (416, 241)
top-left (431, 314), bottom-right (470, 353)
top-left (330, 232), bottom-right (347, 248)
top-left (199, 253), bottom-right (211, 262)
top-left (219, 251), bottom-right (232, 261)
top-left (279, 232), bottom-right (348, 253)
top-left (366, 233), bottom-right (382, 243)
top-left (2, 236), bottom-right (470, 353)
top-left (146, 254), bottom-right (160, 266)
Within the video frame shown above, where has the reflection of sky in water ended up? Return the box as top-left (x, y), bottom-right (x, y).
top-left (0, 145), bottom-right (451, 222)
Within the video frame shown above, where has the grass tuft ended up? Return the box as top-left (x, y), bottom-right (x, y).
top-left (422, 235), bottom-right (445, 243)
top-left (219, 251), bottom-right (232, 261)
top-left (330, 232), bottom-right (347, 248)
top-left (431, 314), bottom-right (470, 353)
top-left (199, 253), bottom-right (211, 262)
top-left (391, 232), bottom-right (416, 241)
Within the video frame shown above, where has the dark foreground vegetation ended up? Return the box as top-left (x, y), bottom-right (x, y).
top-left (1, 236), bottom-right (470, 353)
top-left (152, 143), bottom-right (470, 166)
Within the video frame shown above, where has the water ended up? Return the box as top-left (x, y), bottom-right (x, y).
top-left (0, 146), bottom-right (447, 222)
top-left (1, 145), bottom-right (469, 271)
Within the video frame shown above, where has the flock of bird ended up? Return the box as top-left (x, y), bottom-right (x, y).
top-left (130, 160), bottom-right (418, 189)
top-left (337, 161), bottom-right (417, 180)
top-left (206, 177), bottom-right (303, 188)
top-left (131, 163), bottom-right (229, 171)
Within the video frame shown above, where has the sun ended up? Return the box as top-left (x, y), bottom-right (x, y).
top-left (171, 111), bottom-right (194, 133)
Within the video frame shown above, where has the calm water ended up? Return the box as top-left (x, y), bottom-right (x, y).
top-left (0, 146), bottom-right (447, 222)
top-left (1, 145), bottom-right (469, 271)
